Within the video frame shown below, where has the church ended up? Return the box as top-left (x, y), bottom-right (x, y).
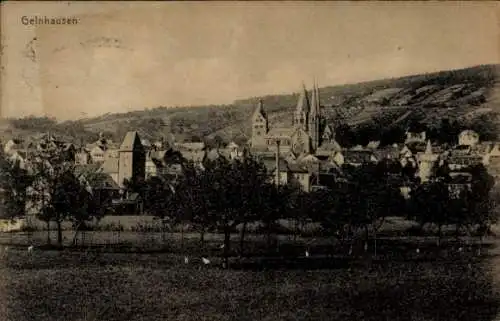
top-left (250, 83), bottom-right (337, 156)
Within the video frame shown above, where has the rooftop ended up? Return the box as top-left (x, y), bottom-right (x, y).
top-left (120, 131), bottom-right (144, 152)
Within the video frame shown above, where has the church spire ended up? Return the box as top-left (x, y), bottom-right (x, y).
top-left (315, 81), bottom-right (321, 114)
top-left (310, 79), bottom-right (321, 116)
top-left (310, 81), bottom-right (318, 116)
top-left (253, 99), bottom-right (266, 118)
top-left (424, 139), bottom-right (433, 154)
top-left (296, 83), bottom-right (310, 113)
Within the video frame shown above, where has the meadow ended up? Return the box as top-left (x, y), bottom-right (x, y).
top-left (0, 233), bottom-right (500, 321)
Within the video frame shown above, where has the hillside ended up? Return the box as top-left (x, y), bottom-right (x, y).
top-left (2, 64), bottom-right (499, 146)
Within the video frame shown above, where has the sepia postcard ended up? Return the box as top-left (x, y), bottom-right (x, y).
top-left (0, 1), bottom-right (500, 320)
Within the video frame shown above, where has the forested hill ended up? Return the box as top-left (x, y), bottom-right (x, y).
top-left (2, 64), bottom-right (499, 147)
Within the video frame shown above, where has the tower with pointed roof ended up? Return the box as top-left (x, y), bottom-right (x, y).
top-left (251, 99), bottom-right (269, 148)
top-left (418, 140), bottom-right (439, 183)
top-left (294, 84), bottom-right (310, 132)
top-left (308, 81), bottom-right (321, 151)
top-left (118, 131), bottom-right (146, 188)
top-left (249, 82), bottom-right (333, 155)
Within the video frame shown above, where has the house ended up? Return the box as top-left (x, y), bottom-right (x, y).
top-left (74, 163), bottom-right (102, 178)
top-left (403, 141), bottom-right (428, 156)
top-left (284, 151), bottom-right (298, 163)
top-left (8, 151), bottom-right (28, 169)
top-left (296, 153), bottom-right (321, 173)
top-left (446, 172), bottom-right (473, 198)
top-left (447, 145), bottom-right (484, 170)
top-left (145, 157), bottom-right (161, 179)
top-left (175, 142), bottom-right (206, 152)
top-left (112, 192), bottom-right (143, 215)
top-left (458, 130), bottom-right (480, 147)
top-left (145, 149), bottom-right (185, 180)
top-left (405, 129), bottom-right (426, 144)
top-left (75, 164), bottom-right (119, 209)
top-left (264, 157), bottom-right (313, 192)
top-left (4, 139), bottom-right (24, 155)
top-left (366, 141), bottom-right (380, 149)
top-left (86, 133), bottom-right (119, 163)
top-left (373, 145), bottom-right (400, 161)
top-left (486, 143), bottom-right (500, 178)
top-left (99, 157), bottom-right (119, 185)
top-left (89, 145), bottom-right (106, 163)
top-left (75, 148), bottom-right (91, 165)
top-left (175, 142), bottom-right (206, 164)
top-left (221, 142), bottom-right (248, 160)
top-left (179, 149), bottom-right (206, 164)
top-left (315, 141), bottom-right (342, 158)
top-left (333, 149), bottom-right (377, 167)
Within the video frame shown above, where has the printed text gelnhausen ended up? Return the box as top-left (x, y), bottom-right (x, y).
top-left (21, 16), bottom-right (79, 25)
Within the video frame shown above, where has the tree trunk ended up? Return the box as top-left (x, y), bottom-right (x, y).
top-left (71, 222), bottom-right (82, 246)
top-left (239, 222), bottom-right (247, 257)
top-left (437, 225), bottom-right (442, 247)
top-left (266, 221), bottom-right (274, 252)
top-left (223, 227), bottom-right (231, 267)
top-left (57, 221), bottom-right (63, 247)
top-left (364, 225), bottom-right (369, 252)
top-left (199, 227), bottom-right (205, 250)
top-left (180, 224), bottom-right (185, 252)
top-left (161, 221), bottom-right (166, 244)
top-left (478, 233), bottom-right (483, 256)
top-left (46, 220), bottom-right (51, 245)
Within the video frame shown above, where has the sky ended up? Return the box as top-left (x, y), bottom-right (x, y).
top-left (1, 1), bottom-right (498, 120)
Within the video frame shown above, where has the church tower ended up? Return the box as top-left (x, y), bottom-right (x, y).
top-left (308, 82), bottom-right (321, 151)
top-left (118, 131), bottom-right (146, 188)
top-left (294, 85), bottom-right (310, 132)
top-left (418, 140), bottom-right (438, 183)
top-left (251, 99), bottom-right (268, 148)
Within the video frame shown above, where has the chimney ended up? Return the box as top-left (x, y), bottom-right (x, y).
top-left (275, 140), bottom-right (280, 186)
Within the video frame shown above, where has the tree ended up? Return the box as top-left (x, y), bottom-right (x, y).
top-left (310, 186), bottom-right (353, 245)
top-left (122, 176), bottom-right (146, 200)
top-left (258, 184), bottom-right (290, 251)
top-left (28, 140), bottom-right (94, 246)
top-left (70, 173), bottom-right (114, 246)
top-left (200, 156), bottom-right (269, 263)
top-left (143, 176), bottom-right (173, 218)
top-left (51, 169), bottom-right (91, 246)
top-left (410, 180), bottom-right (451, 246)
top-left (173, 161), bottom-right (213, 248)
top-left (286, 187), bottom-right (310, 240)
top-left (335, 123), bottom-right (354, 148)
top-left (466, 165), bottom-right (497, 250)
top-left (343, 163), bottom-right (406, 254)
top-left (0, 151), bottom-right (33, 221)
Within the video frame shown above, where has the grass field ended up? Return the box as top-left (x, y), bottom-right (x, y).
top-left (0, 235), bottom-right (500, 321)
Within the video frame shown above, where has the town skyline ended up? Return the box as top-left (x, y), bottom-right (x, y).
top-left (1, 1), bottom-right (498, 120)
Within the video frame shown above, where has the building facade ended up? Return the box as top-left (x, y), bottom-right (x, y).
top-left (250, 83), bottom-right (336, 156)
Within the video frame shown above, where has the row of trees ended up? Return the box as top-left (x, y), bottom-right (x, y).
top-left (129, 155), bottom-right (498, 260)
top-left (0, 144), bottom-right (108, 246)
top-left (0, 142), bottom-right (498, 258)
